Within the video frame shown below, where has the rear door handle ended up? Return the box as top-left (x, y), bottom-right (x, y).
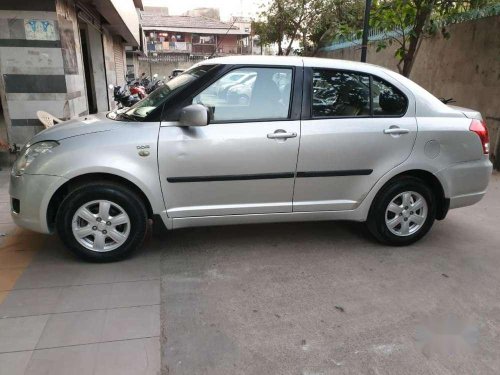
top-left (267, 130), bottom-right (297, 140)
top-left (383, 127), bottom-right (410, 135)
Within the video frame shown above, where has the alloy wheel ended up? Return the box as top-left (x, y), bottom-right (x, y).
top-left (385, 191), bottom-right (428, 237)
top-left (72, 200), bottom-right (130, 252)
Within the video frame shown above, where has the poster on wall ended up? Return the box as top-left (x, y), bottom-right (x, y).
top-left (59, 19), bottom-right (78, 74)
top-left (25, 20), bottom-right (57, 40)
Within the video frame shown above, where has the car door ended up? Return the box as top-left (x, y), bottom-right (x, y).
top-left (158, 65), bottom-right (302, 218)
top-left (293, 67), bottom-right (417, 212)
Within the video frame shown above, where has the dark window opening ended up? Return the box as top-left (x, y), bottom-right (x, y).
top-left (311, 69), bottom-right (408, 118)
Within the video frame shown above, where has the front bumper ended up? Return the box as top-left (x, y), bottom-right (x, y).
top-left (9, 172), bottom-right (67, 234)
top-left (436, 157), bottom-right (493, 209)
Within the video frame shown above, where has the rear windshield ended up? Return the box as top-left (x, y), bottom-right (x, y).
top-left (119, 65), bottom-right (215, 120)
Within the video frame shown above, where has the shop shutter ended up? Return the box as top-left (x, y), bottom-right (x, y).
top-left (114, 41), bottom-right (125, 85)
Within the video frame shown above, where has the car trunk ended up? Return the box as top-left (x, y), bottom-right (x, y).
top-left (447, 105), bottom-right (482, 120)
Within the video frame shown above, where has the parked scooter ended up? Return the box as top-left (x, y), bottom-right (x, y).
top-left (129, 80), bottom-right (147, 99)
top-left (108, 83), bottom-right (140, 109)
top-left (127, 73), bottom-right (148, 98)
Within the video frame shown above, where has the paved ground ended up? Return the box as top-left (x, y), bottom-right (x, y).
top-left (0, 169), bottom-right (499, 374)
top-left (0, 170), bottom-right (161, 375)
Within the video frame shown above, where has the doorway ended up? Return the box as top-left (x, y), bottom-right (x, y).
top-left (78, 22), bottom-right (108, 114)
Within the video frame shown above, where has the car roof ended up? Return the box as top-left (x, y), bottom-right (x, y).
top-left (197, 55), bottom-right (389, 73)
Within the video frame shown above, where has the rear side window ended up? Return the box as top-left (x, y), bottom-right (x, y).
top-left (312, 70), bottom-right (370, 117)
top-left (372, 76), bottom-right (407, 116)
top-left (311, 69), bottom-right (408, 118)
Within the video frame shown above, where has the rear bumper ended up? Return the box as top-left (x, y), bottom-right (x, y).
top-left (9, 173), bottom-right (67, 234)
top-left (436, 158), bottom-right (493, 209)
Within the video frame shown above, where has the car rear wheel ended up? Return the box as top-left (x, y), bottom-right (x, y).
top-left (56, 182), bottom-right (148, 262)
top-left (367, 176), bottom-right (436, 246)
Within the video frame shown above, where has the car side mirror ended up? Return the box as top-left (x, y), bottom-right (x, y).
top-left (179, 104), bottom-right (209, 127)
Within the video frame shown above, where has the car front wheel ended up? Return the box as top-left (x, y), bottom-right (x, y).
top-left (56, 182), bottom-right (148, 262)
top-left (367, 176), bottom-right (436, 246)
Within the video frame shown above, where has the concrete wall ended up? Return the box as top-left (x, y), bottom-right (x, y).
top-left (0, 0), bottom-right (134, 147)
top-left (218, 35), bottom-right (239, 54)
top-left (0, 0), bottom-right (88, 145)
top-left (138, 59), bottom-right (195, 80)
top-left (318, 16), bottom-right (500, 168)
top-left (56, 0), bottom-right (88, 118)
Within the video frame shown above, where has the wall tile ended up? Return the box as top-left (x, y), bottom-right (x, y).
top-left (8, 19), bottom-right (25, 39)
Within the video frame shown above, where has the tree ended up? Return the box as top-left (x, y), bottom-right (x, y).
top-left (253, 0), bottom-right (364, 56)
top-left (307, 0), bottom-right (365, 56)
top-left (252, 0), bottom-right (301, 56)
top-left (370, 0), bottom-right (496, 77)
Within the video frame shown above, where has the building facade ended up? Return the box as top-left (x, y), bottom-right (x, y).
top-left (0, 0), bottom-right (143, 147)
top-left (140, 12), bottom-right (251, 58)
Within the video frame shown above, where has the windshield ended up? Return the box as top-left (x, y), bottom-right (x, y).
top-left (118, 65), bottom-right (214, 120)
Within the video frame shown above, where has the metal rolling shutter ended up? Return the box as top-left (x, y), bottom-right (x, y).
top-left (114, 42), bottom-right (125, 85)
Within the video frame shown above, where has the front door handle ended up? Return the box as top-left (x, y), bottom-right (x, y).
top-left (383, 127), bottom-right (410, 135)
top-left (267, 130), bottom-right (297, 140)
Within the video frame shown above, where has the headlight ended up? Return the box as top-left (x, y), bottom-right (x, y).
top-left (12, 141), bottom-right (59, 176)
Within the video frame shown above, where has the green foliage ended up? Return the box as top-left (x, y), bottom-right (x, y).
top-left (368, 0), bottom-right (496, 76)
top-left (254, 0), bottom-right (365, 56)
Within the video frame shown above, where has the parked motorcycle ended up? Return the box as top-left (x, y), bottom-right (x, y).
top-left (109, 72), bottom-right (166, 108)
top-left (108, 83), bottom-right (140, 109)
top-left (129, 80), bottom-right (147, 99)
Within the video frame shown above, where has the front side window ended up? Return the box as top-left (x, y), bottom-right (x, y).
top-left (192, 67), bottom-right (293, 122)
top-left (312, 69), bottom-right (370, 118)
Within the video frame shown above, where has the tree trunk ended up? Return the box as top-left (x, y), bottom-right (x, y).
top-left (285, 35), bottom-right (296, 55)
top-left (402, 2), bottom-right (432, 77)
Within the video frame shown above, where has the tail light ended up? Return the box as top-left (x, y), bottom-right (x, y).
top-left (469, 119), bottom-right (489, 154)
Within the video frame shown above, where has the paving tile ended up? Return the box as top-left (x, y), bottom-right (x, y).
top-left (0, 351), bottom-right (33, 375)
top-left (107, 280), bottom-right (160, 309)
top-left (113, 257), bottom-right (161, 283)
top-left (36, 310), bottom-right (106, 349)
top-left (101, 305), bottom-right (160, 342)
top-left (26, 238), bottom-right (74, 265)
top-left (0, 287), bottom-right (62, 318)
top-left (72, 263), bottom-right (121, 285)
top-left (0, 249), bottom-right (38, 269)
top-left (0, 204), bottom-right (12, 224)
top-left (25, 343), bottom-right (98, 375)
top-left (0, 315), bottom-right (49, 353)
top-left (54, 283), bottom-right (113, 313)
top-left (94, 337), bottom-right (160, 375)
top-left (0, 230), bottom-right (43, 254)
top-left (0, 223), bottom-right (17, 236)
top-left (13, 264), bottom-right (81, 289)
top-left (0, 292), bottom-right (7, 305)
top-left (0, 268), bottom-right (24, 292)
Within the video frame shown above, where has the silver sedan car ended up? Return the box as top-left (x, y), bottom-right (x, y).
top-left (10, 56), bottom-right (492, 261)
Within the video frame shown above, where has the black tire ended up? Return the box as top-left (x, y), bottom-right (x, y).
top-left (56, 182), bottom-right (148, 262)
top-left (367, 176), bottom-right (436, 246)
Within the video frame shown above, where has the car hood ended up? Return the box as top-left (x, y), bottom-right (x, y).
top-left (29, 112), bottom-right (125, 144)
